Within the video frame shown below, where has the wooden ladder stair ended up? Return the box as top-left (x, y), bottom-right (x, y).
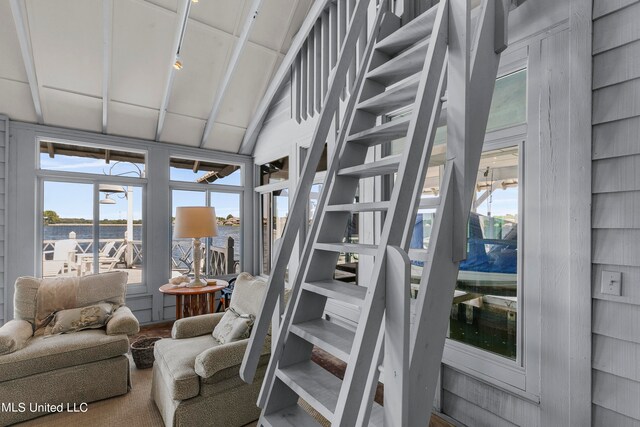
top-left (240, 0), bottom-right (515, 425)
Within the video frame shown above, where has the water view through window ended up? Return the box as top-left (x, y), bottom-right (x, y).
top-left (409, 146), bottom-right (519, 359)
top-left (42, 181), bottom-right (144, 285)
top-left (171, 190), bottom-right (241, 277)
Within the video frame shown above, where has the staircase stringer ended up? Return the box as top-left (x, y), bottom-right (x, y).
top-left (253, 0), bottom-right (395, 410)
top-left (408, 0), bottom-right (511, 424)
top-left (240, 0), bottom-right (390, 386)
top-left (332, 2), bottom-right (450, 425)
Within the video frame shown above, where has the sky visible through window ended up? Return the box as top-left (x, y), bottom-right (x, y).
top-left (41, 156), bottom-right (241, 220)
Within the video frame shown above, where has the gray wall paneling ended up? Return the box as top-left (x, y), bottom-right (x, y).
top-left (0, 117), bottom-right (6, 325)
top-left (592, 0), bottom-right (640, 424)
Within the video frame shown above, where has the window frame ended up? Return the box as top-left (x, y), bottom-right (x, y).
top-left (168, 155), bottom-right (244, 187)
top-left (441, 133), bottom-right (528, 394)
top-left (376, 53), bottom-right (538, 397)
top-left (255, 181), bottom-right (290, 278)
top-left (169, 169), bottom-right (246, 275)
top-left (433, 53), bottom-right (537, 397)
top-left (35, 138), bottom-right (149, 295)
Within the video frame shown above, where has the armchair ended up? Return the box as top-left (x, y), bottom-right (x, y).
top-left (152, 273), bottom-right (271, 427)
top-left (0, 271), bottom-right (139, 425)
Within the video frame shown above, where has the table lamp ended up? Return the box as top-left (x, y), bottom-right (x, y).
top-left (173, 206), bottom-right (218, 287)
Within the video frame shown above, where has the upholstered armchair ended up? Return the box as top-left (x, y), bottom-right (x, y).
top-left (152, 273), bottom-right (271, 427)
top-left (0, 271), bottom-right (139, 425)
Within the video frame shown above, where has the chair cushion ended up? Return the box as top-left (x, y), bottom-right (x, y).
top-left (153, 335), bottom-right (219, 401)
top-left (0, 329), bottom-right (129, 382)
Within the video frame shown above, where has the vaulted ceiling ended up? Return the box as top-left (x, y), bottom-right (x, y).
top-left (0, 0), bottom-right (312, 152)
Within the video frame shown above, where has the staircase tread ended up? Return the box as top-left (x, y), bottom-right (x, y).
top-left (290, 318), bottom-right (355, 362)
top-left (376, 5), bottom-right (438, 54)
top-left (262, 404), bottom-right (321, 427)
top-left (368, 37), bottom-right (430, 85)
top-left (315, 242), bottom-right (379, 256)
top-left (357, 74), bottom-right (420, 115)
top-left (326, 201), bottom-right (390, 212)
top-left (304, 280), bottom-right (367, 305)
top-left (347, 116), bottom-right (411, 146)
top-left (277, 360), bottom-right (342, 421)
top-left (338, 155), bottom-right (401, 178)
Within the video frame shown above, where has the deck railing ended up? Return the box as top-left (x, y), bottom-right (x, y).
top-left (43, 238), bottom-right (143, 265)
top-left (43, 236), bottom-right (237, 275)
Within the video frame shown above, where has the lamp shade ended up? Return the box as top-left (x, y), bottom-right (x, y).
top-left (173, 207), bottom-right (218, 239)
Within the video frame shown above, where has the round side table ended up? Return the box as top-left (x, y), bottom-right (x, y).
top-left (159, 281), bottom-right (228, 319)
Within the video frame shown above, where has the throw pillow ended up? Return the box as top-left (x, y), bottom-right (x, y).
top-left (0, 320), bottom-right (33, 355)
top-left (211, 307), bottom-right (255, 344)
top-left (42, 302), bottom-right (115, 336)
top-left (229, 272), bottom-right (267, 317)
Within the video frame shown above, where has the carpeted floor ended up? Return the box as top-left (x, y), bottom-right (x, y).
top-left (15, 321), bottom-right (453, 427)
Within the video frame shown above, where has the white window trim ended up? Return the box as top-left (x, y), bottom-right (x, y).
top-left (36, 141), bottom-right (148, 295)
top-left (255, 151), bottom-right (292, 278)
top-left (169, 183), bottom-right (245, 274)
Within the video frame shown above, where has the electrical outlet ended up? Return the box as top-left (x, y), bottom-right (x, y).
top-left (601, 270), bottom-right (622, 296)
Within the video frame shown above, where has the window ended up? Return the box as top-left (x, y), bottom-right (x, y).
top-left (486, 69), bottom-right (527, 132)
top-left (384, 67), bottom-right (527, 375)
top-left (409, 147), bottom-right (520, 360)
top-left (259, 155), bottom-right (290, 185)
top-left (260, 189), bottom-right (289, 276)
top-left (40, 140), bottom-right (146, 177)
top-left (170, 159), bottom-right (243, 277)
top-left (257, 156), bottom-right (291, 276)
top-left (169, 157), bottom-right (242, 186)
top-left (39, 141), bottom-right (146, 286)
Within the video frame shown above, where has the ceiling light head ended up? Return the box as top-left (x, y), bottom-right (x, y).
top-left (100, 194), bottom-right (117, 205)
top-left (192, 0), bottom-right (198, 3)
top-left (173, 59), bottom-right (183, 70)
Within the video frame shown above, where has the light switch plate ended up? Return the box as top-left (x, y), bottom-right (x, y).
top-left (601, 270), bottom-right (622, 296)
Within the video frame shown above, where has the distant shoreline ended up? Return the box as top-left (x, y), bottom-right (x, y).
top-left (46, 223), bottom-right (143, 226)
top-left (45, 223), bottom-right (239, 227)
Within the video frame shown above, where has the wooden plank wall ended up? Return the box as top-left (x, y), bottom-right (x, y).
top-left (0, 118), bottom-right (6, 325)
top-left (592, 1), bottom-right (640, 425)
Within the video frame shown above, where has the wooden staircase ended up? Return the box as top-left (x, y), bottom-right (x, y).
top-left (241, 0), bottom-right (516, 425)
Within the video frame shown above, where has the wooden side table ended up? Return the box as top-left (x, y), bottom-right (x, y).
top-left (159, 281), bottom-right (228, 319)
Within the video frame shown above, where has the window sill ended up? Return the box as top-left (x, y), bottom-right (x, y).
top-left (442, 339), bottom-right (540, 403)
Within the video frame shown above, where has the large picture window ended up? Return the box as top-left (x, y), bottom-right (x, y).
top-left (384, 67), bottom-right (527, 371)
top-left (410, 146), bottom-right (520, 359)
top-left (170, 159), bottom-right (243, 278)
top-left (39, 141), bottom-right (146, 286)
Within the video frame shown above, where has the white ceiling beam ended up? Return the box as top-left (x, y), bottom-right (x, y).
top-left (10, 0), bottom-right (43, 124)
top-left (237, 0), bottom-right (332, 155)
top-left (155, 0), bottom-right (192, 141)
top-left (102, 0), bottom-right (113, 134)
top-left (198, 0), bottom-right (265, 148)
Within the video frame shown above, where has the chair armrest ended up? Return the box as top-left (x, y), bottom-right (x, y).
top-left (194, 334), bottom-right (271, 379)
top-left (0, 320), bottom-right (33, 355)
top-left (172, 313), bottom-right (224, 339)
top-left (106, 306), bottom-right (140, 336)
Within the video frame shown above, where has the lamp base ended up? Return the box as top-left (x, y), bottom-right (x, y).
top-left (187, 277), bottom-right (208, 288)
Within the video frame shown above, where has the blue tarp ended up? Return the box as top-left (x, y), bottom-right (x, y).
top-left (411, 213), bottom-right (517, 274)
